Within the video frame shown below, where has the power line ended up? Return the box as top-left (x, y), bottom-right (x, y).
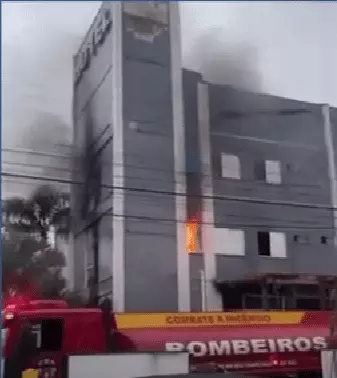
top-left (2, 171), bottom-right (335, 212)
top-left (1, 146), bottom-right (330, 190)
top-left (2, 157), bottom-right (328, 192)
top-left (2, 147), bottom-right (71, 160)
top-left (4, 176), bottom-right (335, 229)
top-left (77, 210), bottom-right (337, 232)
top-left (2, 161), bottom-right (72, 173)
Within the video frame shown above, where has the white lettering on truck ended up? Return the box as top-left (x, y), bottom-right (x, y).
top-left (165, 336), bottom-right (327, 357)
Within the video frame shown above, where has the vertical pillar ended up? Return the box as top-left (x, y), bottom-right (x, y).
top-left (261, 280), bottom-right (269, 310)
top-left (323, 104), bottom-right (337, 246)
top-left (170, 2), bottom-right (190, 311)
top-left (119, 2), bottom-right (186, 311)
top-left (111, 2), bottom-right (125, 312)
top-left (197, 81), bottom-right (222, 310)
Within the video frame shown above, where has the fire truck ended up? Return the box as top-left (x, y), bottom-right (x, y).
top-left (1, 297), bottom-right (333, 378)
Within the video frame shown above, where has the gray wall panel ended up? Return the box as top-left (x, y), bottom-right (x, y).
top-left (207, 86), bottom-right (336, 281)
top-left (122, 9), bottom-right (177, 311)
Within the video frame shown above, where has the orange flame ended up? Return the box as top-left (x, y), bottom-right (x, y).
top-left (186, 218), bottom-right (199, 253)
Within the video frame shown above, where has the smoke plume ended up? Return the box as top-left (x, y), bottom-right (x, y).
top-left (184, 26), bottom-right (262, 92)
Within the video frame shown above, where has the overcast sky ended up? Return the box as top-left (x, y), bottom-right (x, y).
top-left (2, 1), bottom-right (337, 148)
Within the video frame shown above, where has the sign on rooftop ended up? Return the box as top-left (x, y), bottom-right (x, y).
top-left (74, 6), bottom-right (112, 86)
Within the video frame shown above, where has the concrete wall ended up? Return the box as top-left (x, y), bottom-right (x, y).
top-left (72, 2), bottom-right (185, 310)
top-left (121, 3), bottom-right (178, 311)
top-left (208, 87), bottom-right (336, 280)
top-left (186, 76), bottom-right (337, 300)
top-left (184, 73), bottom-right (337, 309)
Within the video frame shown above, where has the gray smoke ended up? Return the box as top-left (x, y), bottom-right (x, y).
top-left (2, 2), bottom-right (99, 148)
top-left (184, 26), bottom-right (262, 92)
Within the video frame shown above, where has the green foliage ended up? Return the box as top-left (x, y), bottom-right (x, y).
top-left (2, 184), bottom-right (69, 299)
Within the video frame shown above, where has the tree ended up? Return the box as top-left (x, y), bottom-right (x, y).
top-left (3, 184), bottom-right (69, 240)
top-left (2, 225), bottom-right (66, 300)
top-left (2, 184), bottom-right (70, 300)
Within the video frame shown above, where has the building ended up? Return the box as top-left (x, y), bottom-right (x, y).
top-left (71, 1), bottom-right (337, 312)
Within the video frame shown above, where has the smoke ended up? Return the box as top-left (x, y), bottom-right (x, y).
top-left (2, 2), bottom-right (99, 147)
top-left (184, 26), bottom-right (262, 92)
top-left (2, 32), bottom-right (80, 147)
top-left (1, 2), bottom-right (98, 198)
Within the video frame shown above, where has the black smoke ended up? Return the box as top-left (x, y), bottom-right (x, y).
top-left (184, 26), bottom-right (262, 92)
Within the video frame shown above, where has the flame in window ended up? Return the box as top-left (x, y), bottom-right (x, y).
top-left (187, 218), bottom-right (199, 253)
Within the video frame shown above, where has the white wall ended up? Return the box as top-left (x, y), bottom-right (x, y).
top-left (68, 352), bottom-right (189, 378)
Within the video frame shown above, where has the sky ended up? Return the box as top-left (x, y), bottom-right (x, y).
top-left (1, 0), bottom-right (337, 173)
top-left (2, 1), bottom-right (337, 148)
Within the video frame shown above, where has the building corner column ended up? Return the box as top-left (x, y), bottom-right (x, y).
top-left (197, 81), bottom-right (222, 311)
top-left (169, 2), bottom-right (190, 311)
top-left (112, 1), bottom-right (125, 312)
top-left (323, 104), bottom-right (337, 247)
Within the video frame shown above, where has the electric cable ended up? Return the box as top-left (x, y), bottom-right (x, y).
top-left (2, 170), bottom-right (337, 212)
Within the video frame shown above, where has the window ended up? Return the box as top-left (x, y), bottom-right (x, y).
top-left (296, 297), bottom-right (321, 310)
top-left (32, 319), bottom-right (63, 351)
top-left (213, 228), bottom-right (245, 256)
top-left (221, 154), bottom-right (241, 179)
top-left (255, 160), bottom-right (266, 181)
top-left (270, 232), bottom-right (287, 257)
top-left (258, 231), bottom-right (270, 256)
top-left (255, 160), bottom-right (282, 184)
top-left (258, 231), bottom-right (287, 258)
top-left (266, 160), bottom-right (282, 184)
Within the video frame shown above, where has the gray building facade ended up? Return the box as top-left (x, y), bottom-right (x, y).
top-left (72, 2), bottom-right (187, 312)
top-left (186, 76), bottom-right (337, 310)
top-left (72, 1), bottom-right (337, 312)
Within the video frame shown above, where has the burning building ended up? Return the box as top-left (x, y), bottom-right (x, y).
top-left (71, 2), bottom-right (337, 312)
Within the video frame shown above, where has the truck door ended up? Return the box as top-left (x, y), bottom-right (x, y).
top-left (28, 318), bottom-right (64, 378)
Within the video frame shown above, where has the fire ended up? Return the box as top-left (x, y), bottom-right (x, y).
top-left (186, 218), bottom-right (199, 253)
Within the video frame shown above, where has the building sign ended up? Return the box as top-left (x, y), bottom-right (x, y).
top-left (165, 336), bottom-right (327, 357)
top-left (74, 6), bottom-right (112, 85)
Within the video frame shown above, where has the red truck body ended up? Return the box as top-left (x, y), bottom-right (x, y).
top-left (1, 298), bottom-right (333, 378)
top-left (117, 311), bottom-right (331, 376)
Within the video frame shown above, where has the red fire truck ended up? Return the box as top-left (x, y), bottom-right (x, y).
top-left (1, 297), bottom-right (332, 378)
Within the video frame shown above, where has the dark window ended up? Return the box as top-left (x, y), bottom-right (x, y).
top-left (293, 235), bottom-right (299, 242)
top-left (33, 319), bottom-right (63, 351)
top-left (243, 294), bottom-right (263, 309)
top-left (296, 297), bottom-right (321, 310)
top-left (267, 296), bottom-right (282, 310)
top-left (258, 231), bottom-right (270, 256)
top-left (321, 236), bottom-right (328, 245)
top-left (255, 161), bottom-right (266, 181)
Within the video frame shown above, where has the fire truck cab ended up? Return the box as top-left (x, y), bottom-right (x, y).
top-left (2, 299), bottom-right (116, 378)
